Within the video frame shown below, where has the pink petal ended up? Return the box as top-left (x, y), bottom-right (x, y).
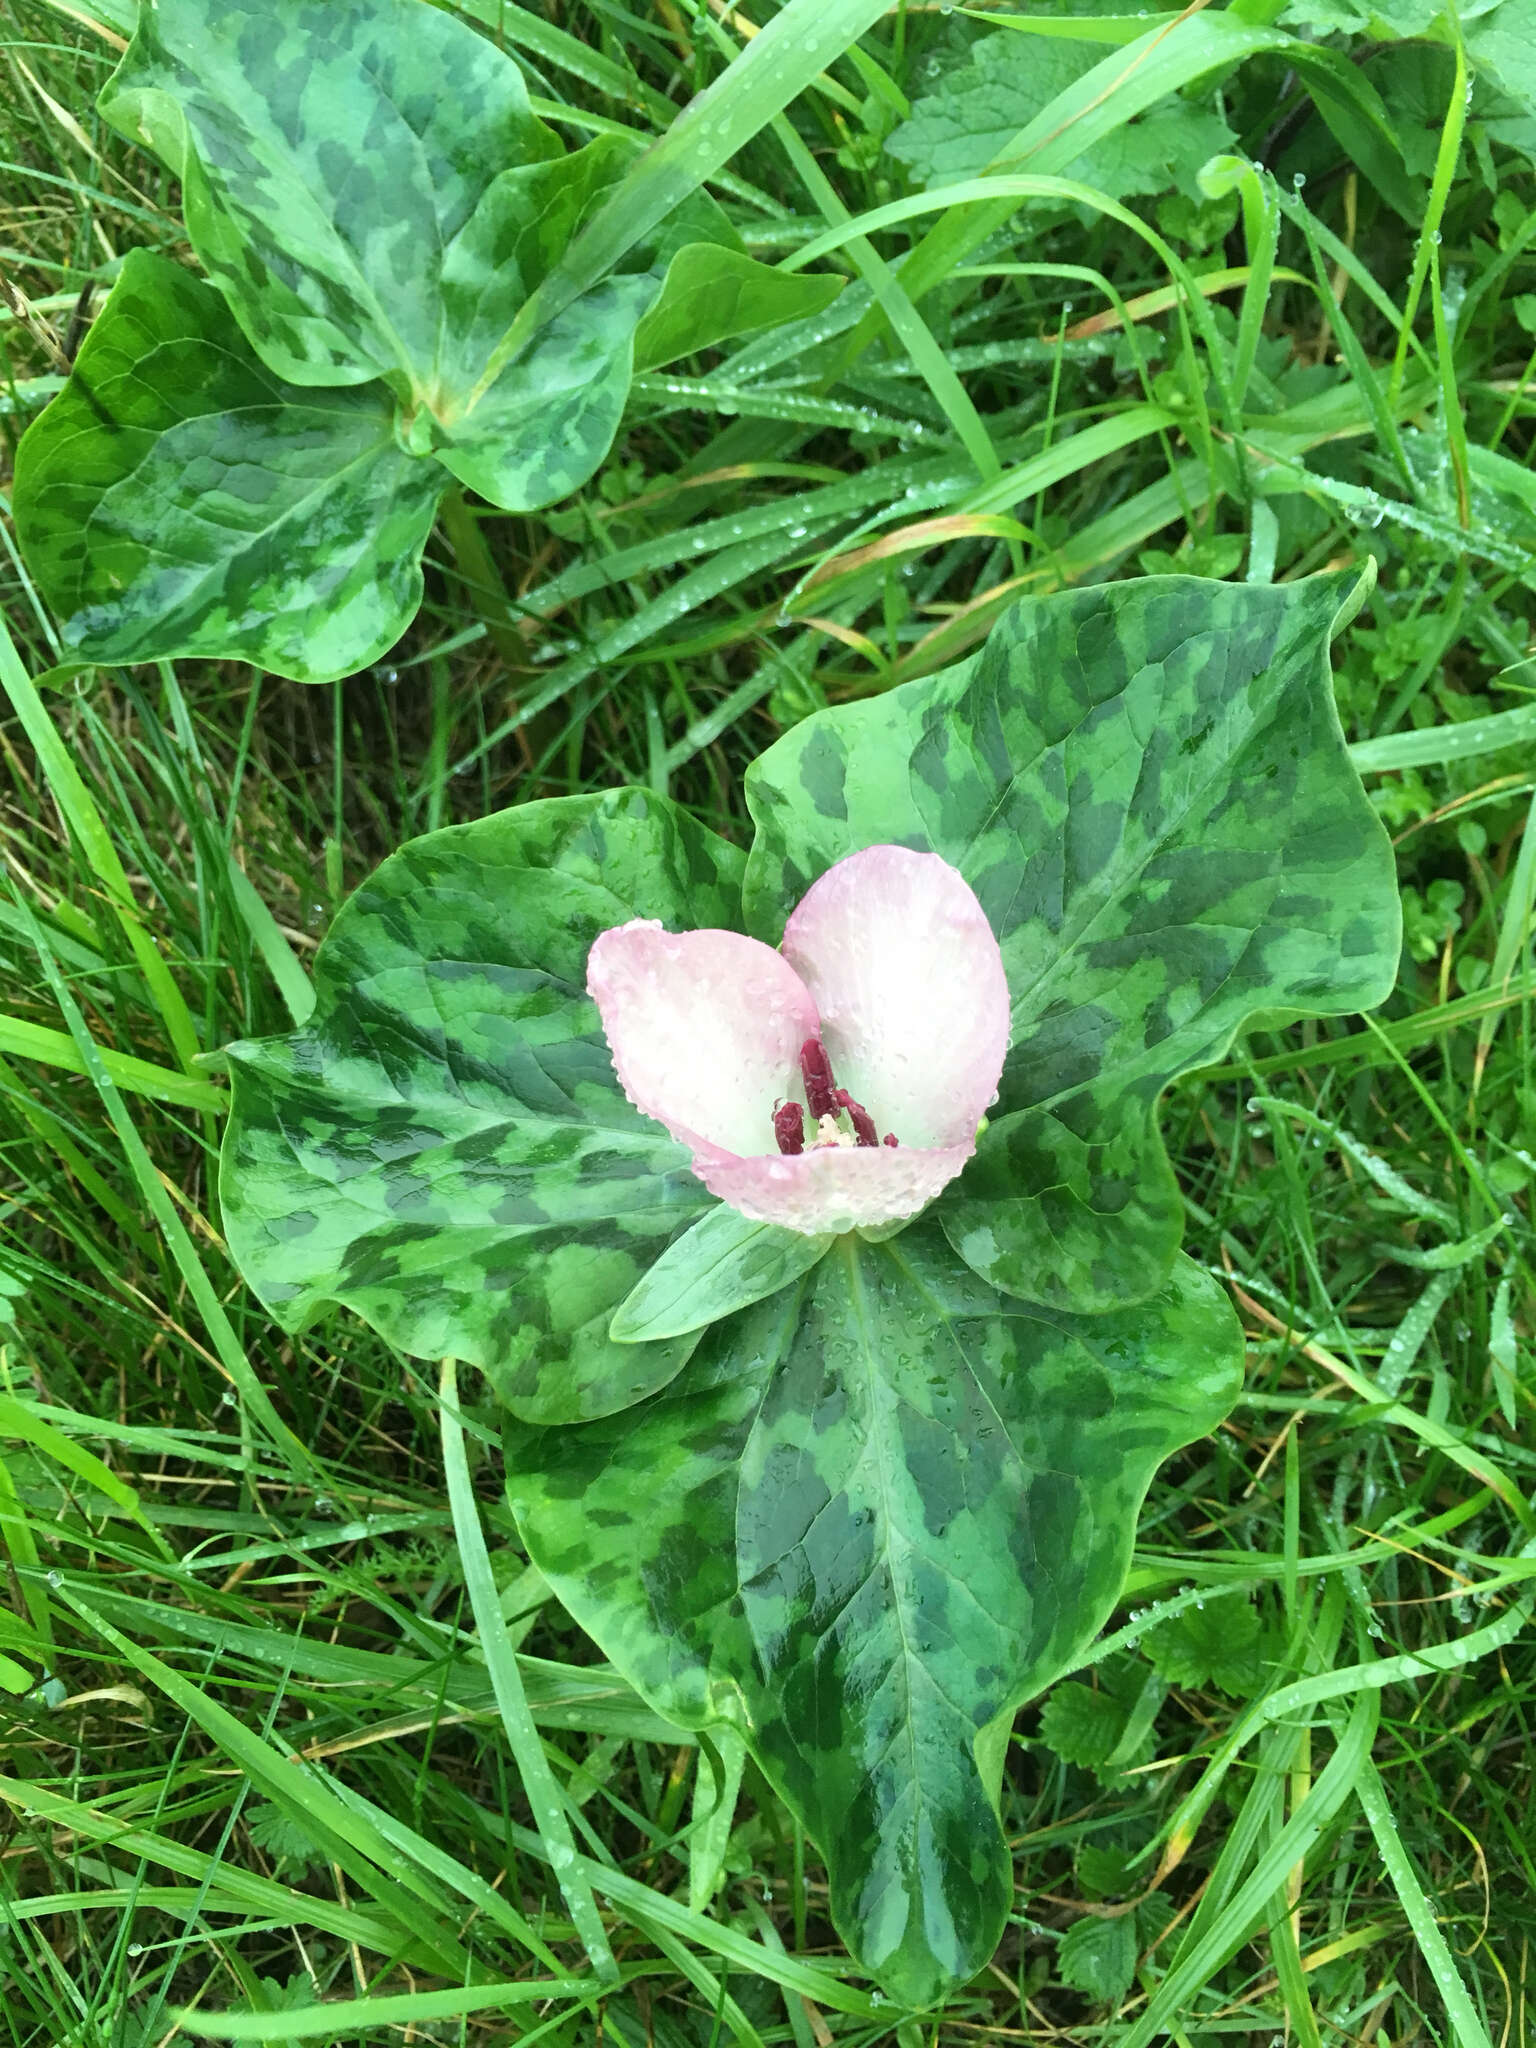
top-left (588, 920), bottom-right (819, 1157)
top-left (780, 846), bottom-right (1009, 1149)
top-left (698, 1140), bottom-right (974, 1235)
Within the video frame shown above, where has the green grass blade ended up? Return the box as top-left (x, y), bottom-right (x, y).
top-left (480, 0), bottom-right (894, 386)
top-left (1123, 1692), bottom-right (1380, 2048)
top-left (0, 1777), bottom-right (429, 1953)
top-left (0, 1011), bottom-right (225, 1111)
top-left (0, 1390), bottom-right (151, 1527)
top-left (8, 886), bottom-right (317, 1478)
top-left (0, 618), bottom-right (202, 1075)
top-left (439, 1355), bottom-right (620, 1984)
top-left (223, 854), bottom-right (316, 1028)
top-left (175, 1980), bottom-right (594, 2039)
top-left (49, 1580), bottom-right (487, 1981)
top-left (1352, 1756), bottom-right (1495, 2048)
top-left (1474, 791), bottom-right (1536, 1077)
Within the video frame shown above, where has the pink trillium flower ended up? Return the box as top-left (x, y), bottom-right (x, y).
top-left (586, 844), bottom-right (1011, 1236)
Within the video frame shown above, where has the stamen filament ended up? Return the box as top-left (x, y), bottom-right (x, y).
top-left (833, 1086), bottom-right (879, 1148)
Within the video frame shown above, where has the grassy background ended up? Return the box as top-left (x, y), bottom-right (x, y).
top-left (2, 0), bottom-right (1535, 2041)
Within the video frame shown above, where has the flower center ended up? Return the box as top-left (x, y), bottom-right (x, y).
top-left (772, 1037), bottom-right (897, 1155)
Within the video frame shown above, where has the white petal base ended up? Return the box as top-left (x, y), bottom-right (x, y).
top-left (694, 1140), bottom-right (973, 1236)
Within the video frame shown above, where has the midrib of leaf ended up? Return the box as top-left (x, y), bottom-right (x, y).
top-left (838, 1235), bottom-right (931, 1834)
top-left (833, 1241), bottom-right (1024, 1810)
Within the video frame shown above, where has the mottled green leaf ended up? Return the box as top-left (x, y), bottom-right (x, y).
top-left (436, 195), bottom-right (745, 506)
top-left (610, 1205), bottom-right (833, 1344)
top-left (21, 1), bottom-right (814, 665)
top-left (744, 575), bottom-right (1399, 1310)
top-left (631, 246), bottom-right (845, 373)
top-left (505, 1226), bottom-right (1243, 2005)
top-left (220, 790), bottom-right (747, 1421)
top-left (100, 0), bottom-right (562, 396)
top-left (953, 1103), bottom-right (1181, 1317)
top-left (11, 251), bottom-right (444, 683)
top-left (434, 276), bottom-right (655, 511)
top-left (96, 1), bottom-right (746, 517)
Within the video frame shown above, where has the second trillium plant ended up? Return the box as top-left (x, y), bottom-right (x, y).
top-left (10, 0), bottom-right (840, 685)
top-left (221, 573), bottom-right (1400, 2002)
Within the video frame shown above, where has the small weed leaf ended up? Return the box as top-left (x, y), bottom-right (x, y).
top-left (1075, 1842), bottom-right (1139, 1899)
top-left (889, 31), bottom-right (1235, 200)
top-left (1056, 1914), bottom-right (1139, 2005)
top-left (1038, 1681), bottom-right (1133, 1773)
top-left (243, 1804), bottom-right (324, 1871)
top-left (1143, 1592), bottom-right (1267, 1696)
top-left (1037, 1661), bottom-right (1151, 1779)
top-left (1465, 1), bottom-right (1536, 126)
top-left (1283, 0), bottom-right (1536, 127)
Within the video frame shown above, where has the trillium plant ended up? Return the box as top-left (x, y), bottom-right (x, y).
top-left (222, 571), bottom-right (1401, 2003)
top-left (10, 0), bottom-right (839, 684)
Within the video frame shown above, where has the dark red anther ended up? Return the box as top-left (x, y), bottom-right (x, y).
top-left (799, 1037), bottom-right (837, 1119)
top-left (834, 1086), bottom-right (880, 1149)
top-left (883, 1133), bottom-right (898, 1148)
top-left (772, 1100), bottom-right (805, 1155)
